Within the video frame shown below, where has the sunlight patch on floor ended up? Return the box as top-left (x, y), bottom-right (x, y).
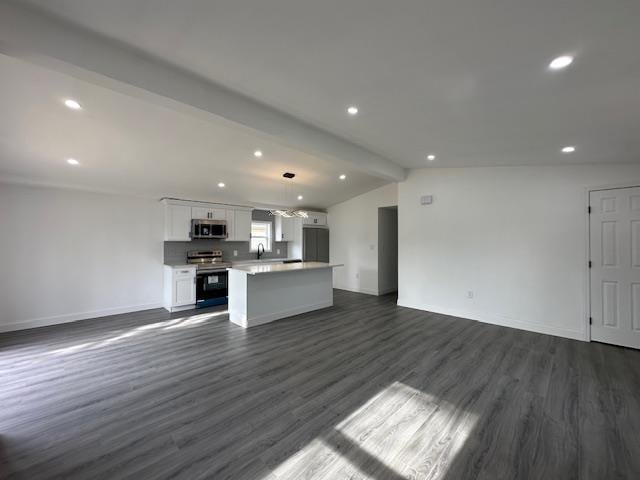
top-left (48, 310), bottom-right (227, 355)
top-left (269, 381), bottom-right (478, 479)
top-left (162, 311), bottom-right (227, 330)
top-left (270, 438), bottom-right (370, 479)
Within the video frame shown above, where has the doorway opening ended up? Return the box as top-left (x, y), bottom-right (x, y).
top-left (378, 206), bottom-right (398, 298)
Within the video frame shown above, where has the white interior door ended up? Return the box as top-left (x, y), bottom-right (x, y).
top-left (590, 187), bottom-right (640, 349)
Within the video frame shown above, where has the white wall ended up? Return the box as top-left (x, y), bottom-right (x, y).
top-left (0, 183), bottom-right (164, 332)
top-left (398, 164), bottom-right (640, 341)
top-left (329, 183), bottom-right (398, 295)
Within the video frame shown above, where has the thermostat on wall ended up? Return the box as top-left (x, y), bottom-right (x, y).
top-left (420, 195), bottom-right (433, 205)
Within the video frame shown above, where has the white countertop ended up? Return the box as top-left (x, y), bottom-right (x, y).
top-left (231, 258), bottom-right (299, 266)
top-left (163, 262), bottom-right (196, 269)
top-left (229, 261), bottom-right (343, 275)
top-left (164, 258), bottom-right (299, 269)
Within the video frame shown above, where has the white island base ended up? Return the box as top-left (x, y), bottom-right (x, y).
top-left (227, 262), bottom-right (342, 328)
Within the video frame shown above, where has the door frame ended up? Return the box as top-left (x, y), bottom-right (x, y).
top-left (585, 181), bottom-right (640, 342)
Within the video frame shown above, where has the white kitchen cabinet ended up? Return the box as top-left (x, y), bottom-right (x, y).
top-left (163, 265), bottom-right (196, 312)
top-left (275, 216), bottom-right (296, 242)
top-left (175, 275), bottom-right (195, 305)
top-left (288, 217), bottom-right (305, 259)
top-left (275, 216), bottom-right (283, 241)
top-left (164, 204), bottom-right (192, 241)
top-left (225, 208), bottom-right (235, 240)
top-left (232, 209), bottom-right (252, 241)
top-left (162, 199), bottom-right (252, 242)
top-left (303, 212), bottom-right (328, 227)
top-left (225, 208), bottom-right (252, 241)
top-left (191, 207), bottom-right (210, 220)
top-left (191, 207), bottom-right (226, 220)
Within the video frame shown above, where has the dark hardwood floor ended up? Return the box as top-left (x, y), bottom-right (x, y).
top-left (1, 290), bottom-right (639, 480)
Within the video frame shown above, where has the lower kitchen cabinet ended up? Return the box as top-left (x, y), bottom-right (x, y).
top-left (163, 265), bottom-right (196, 312)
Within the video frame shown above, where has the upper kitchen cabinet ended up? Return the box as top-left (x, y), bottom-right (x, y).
top-left (275, 212), bottom-right (328, 241)
top-left (225, 208), bottom-right (252, 242)
top-left (303, 212), bottom-right (328, 227)
top-left (275, 216), bottom-right (296, 241)
top-left (162, 199), bottom-right (252, 242)
top-left (163, 202), bottom-right (192, 241)
top-left (191, 207), bottom-right (226, 220)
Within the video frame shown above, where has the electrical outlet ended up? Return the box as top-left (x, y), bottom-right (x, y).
top-left (233, 250), bottom-right (238, 257)
top-left (467, 291), bottom-right (474, 299)
top-left (276, 248), bottom-right (280, 255)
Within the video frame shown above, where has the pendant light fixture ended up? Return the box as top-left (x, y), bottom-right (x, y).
top-left (269, 173), bottom-right (309, 218)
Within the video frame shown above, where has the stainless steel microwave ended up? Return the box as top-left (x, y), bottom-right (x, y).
top-left (191, 219), bottom-right (227, 239)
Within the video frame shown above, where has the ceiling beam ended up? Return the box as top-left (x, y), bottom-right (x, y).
top-left (0, 1), bottom-right (406, 182)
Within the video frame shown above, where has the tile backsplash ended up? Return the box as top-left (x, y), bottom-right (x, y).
top-left (164, 239), bottom-right (289, 263)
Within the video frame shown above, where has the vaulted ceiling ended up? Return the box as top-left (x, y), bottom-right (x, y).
top-left (0, 54), bottom-right (388, 208)
top-left (1, 0), bottom-right (639, 206)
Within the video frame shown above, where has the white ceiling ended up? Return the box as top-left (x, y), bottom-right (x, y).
top-left (0, 54), bottom-right (386, 208)
top-left (17, 0), bottom-right (640, 168)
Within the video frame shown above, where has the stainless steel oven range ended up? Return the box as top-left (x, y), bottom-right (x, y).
top-left (187, 250), bottom-right (231, 307)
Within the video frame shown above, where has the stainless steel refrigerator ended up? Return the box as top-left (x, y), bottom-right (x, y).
top-left (303, 227), bottom-right (329, 262)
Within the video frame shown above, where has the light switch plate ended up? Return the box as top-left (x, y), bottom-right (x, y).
top-left (421, 195), bottom-right (434, 205)
top-left (233, 250), bottom-right (238, 257)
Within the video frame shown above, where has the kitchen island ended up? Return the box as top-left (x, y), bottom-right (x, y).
top-left (227, 262), bottom-right (343, 328)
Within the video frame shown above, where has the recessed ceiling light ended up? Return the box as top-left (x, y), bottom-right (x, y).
top-left (561, 146), bottom-right (576, 153)
top-left (254, 150), bottom-right (263, 158)
top-left (297, 195), bottom-right (304, 200)
top-left (347, 106), bottom-right (359, 115)
top-left (218, 182), bottom-right (225, 188)
top-left (427, 154), bottom-right (436, 161)
top-left (549, 55), bottom-right (574, 70)
top-left (66, 158), bottom-right (79, 165)
top-left (339, 174), bottom-right (347, 180)
top-left (64, 99), bottom-right (82, 110)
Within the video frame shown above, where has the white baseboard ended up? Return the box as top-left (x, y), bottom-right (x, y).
top-left (396, 298), bottom-right (587, 342)
top-left (231, 301), bottom-right (333, 328)
top-left (333, 285), bottom-right (379, 296)
top-left (164, 304), bottom-right (196, 313)
top-left (0, 302), bottom-right (164, 333)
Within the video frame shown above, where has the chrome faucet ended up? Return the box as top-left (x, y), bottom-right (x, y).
top-left (257, 242), bottom-right (265, 260)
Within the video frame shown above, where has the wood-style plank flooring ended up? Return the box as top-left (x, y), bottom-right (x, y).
top-left (1, 290), bottom-right (639, 479)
